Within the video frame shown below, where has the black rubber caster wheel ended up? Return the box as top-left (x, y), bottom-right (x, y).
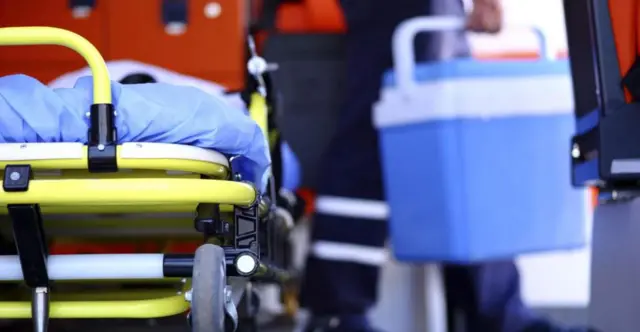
top-left (191, 244), bottom-right (226, 332)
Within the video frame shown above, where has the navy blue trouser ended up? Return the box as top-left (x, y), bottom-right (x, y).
top-left (299, 1), bottom-right (537, 331)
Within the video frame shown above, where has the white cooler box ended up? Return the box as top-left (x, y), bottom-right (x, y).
top-left (374, 17), bottom-right (589, 262)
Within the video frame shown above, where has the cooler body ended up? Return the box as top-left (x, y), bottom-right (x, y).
top-left (375, 59), bottom-right (588, 262)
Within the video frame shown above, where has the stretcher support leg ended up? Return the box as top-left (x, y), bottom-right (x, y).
top-left (236, 282), bottom-right (260, 332)
top-left (32, 287), bottom-right (49, 332)
top-left (9, 204), bottom-right (51, 332)
top-left (4, 165), bottom-right (51, 332)
top-left (8, 204), bottom-right (49, 287)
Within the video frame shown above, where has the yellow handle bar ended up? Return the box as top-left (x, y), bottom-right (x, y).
top-left (248, 93), bottom-right (268, 138)
top-left (0, 27), bottom-right (111, 104)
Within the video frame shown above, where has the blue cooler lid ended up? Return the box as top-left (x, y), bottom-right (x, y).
top-left (382, 58), bottom-right (571, 88)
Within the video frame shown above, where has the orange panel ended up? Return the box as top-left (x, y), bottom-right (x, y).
top-left (591, 187), bottom-right (599, 208)
top-left (608, 0), bottom-right (639, 102)
top-left (304, 0), bottom-right (345, 32)
top-left (297, 188), bottom-right (316, 217)
top-left (275, 5), bottom-right (310, 32)
top-left (106, 0), bottom-right (245, 90)
top-left (49, 240), bottom-right (201, 255)
top-left (0, 0), bottom-right (108, 63)
top-left (473, 50), bottom-right (567, 60)
top-left (0, 61), bottom-right (89, 85)
top-left (275, 0), bottom-right (345, 33)
top-left (0, 0), bottom-right (108, 84)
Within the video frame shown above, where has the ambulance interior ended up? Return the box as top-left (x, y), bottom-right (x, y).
top-left (0, 0), bottom-right (631, 331)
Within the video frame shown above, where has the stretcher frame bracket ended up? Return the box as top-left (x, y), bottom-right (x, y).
top-left (194, 203), bottom-right (230, 242)
top-left (234, 204), bottom-right (260, 256)
top-left (87, 103), bottom-right (118, 172)
top-left (566, 0), bottom-right (640, 192)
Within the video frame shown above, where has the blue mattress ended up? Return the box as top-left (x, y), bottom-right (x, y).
top-left (0, 74), bottom-right (271, 191)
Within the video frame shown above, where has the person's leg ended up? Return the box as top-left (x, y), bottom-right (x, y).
top-left (444, 262), bottom-right (599, 332)
top-left (299, 0), bottom-right (430, 330)
top-left (444, 262), bottom-right (537, 332)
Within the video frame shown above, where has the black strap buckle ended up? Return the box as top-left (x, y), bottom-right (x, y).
top-left (3, 164), bottom-right (32, 192)
top-left (87, 103), bottom-right (118, 172)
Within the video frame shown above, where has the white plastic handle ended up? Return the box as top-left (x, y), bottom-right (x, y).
top-left (391, 16), bottom-right (552, 96)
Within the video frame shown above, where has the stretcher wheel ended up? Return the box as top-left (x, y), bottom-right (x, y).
top-left (192, 244), bottom-right (226, 332)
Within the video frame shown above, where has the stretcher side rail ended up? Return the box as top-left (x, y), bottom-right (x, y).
top-left (0, 295), bottom-right (190, 319)
top-left (0, 280), bottom-right (191, 319)
top-left (0, 142), bottom-right (231, 178)
top-left (0, 177), bottom-right (258, 207)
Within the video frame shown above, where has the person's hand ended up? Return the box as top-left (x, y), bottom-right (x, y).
top-left (466, 0), bottom-right (503, 34)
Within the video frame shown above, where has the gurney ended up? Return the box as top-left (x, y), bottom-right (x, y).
top-left (0, 26), bottom-right (295, 332)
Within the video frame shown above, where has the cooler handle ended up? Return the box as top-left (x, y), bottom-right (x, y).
top-left (391, 16), bottom-right (552, 96)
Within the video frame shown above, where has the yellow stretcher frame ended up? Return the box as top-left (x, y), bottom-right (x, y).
top-left (0, 146), bottom-right (230, 178)
top-left (0, 286), bottom-right (191, 319)
top-left (0, 178), bottom-right (257, 206)
top-left (0, 27), bottom-right (111, 104)
top-left (0, 27), bottom-right (270, 319)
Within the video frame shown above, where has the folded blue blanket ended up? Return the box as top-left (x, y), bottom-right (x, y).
top-left (0, 74), bottom-right (271, 191)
